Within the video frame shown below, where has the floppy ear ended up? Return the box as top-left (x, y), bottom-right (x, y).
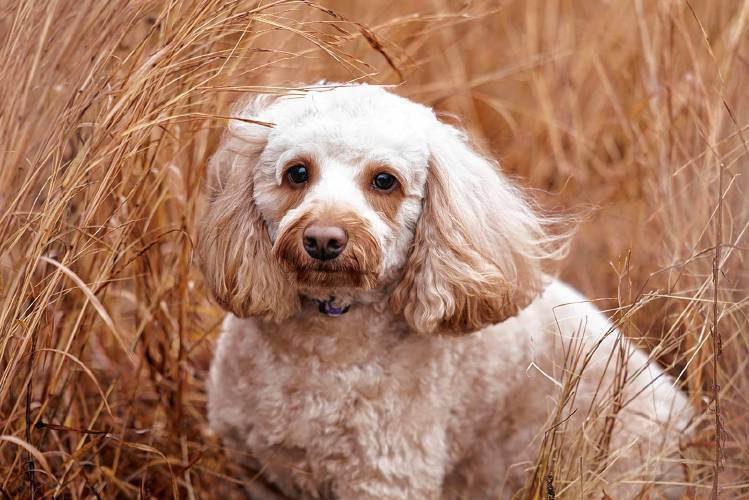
top-left (390, 121), bottom-right (563, 334)
top-left (198, 96), bottom-right (300, 321)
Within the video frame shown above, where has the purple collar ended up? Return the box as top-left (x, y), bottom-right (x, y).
top-left (317, 297), bottom-right (350, 317)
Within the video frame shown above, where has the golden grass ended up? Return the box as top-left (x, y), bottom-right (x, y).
top-left (0, 0), bottom-right (747, 497)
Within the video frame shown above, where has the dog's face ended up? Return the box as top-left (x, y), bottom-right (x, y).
top-left (252, 87), bottom-right (432, 294)
top-left (199, 84), bottom-right (559, 334)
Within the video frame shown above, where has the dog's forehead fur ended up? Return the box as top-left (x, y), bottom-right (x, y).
top-left (258, 85), bottom-right (434, 181)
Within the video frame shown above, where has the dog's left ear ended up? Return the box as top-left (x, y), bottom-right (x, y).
top-left (198, 96), bottom-right (300, 321)
top-left (390, 121), bottom-right (563, 335)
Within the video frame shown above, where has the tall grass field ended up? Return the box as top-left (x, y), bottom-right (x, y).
top-left (0, 0), bottom-right (747, 497)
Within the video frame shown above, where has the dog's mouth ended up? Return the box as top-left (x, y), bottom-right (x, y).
top-left (290, 266), bottom-right (379, 289)
top-left (271, 210), bottom-right (382, 289)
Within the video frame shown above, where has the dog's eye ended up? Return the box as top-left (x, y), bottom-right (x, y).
top-left (286, 164), bottom-right (309, 186)
top-left (372, 172), bottom-right (397, 192)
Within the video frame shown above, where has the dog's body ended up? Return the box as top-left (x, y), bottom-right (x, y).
top-left (210, 280), bottom-right (689, 499)
top-left (200, 84), bottom-right (691, 498)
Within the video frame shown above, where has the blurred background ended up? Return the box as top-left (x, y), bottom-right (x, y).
top-left (1, 0), bottom-right (747, 497)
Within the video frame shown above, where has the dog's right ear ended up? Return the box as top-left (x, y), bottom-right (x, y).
top-left (198, 96), bottom-right (300, 321)
top-left (390, 120), bottom-right (566, 335)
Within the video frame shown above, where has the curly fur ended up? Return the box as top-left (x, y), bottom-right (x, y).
top-left (199, 84), bottom-right (692, 499)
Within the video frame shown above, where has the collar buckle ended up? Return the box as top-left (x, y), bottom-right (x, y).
top-left (317, 297), bottom-right (350, 316)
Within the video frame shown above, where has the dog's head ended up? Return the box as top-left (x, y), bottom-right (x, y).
top-left (199, 84), bottom-right (562, 334)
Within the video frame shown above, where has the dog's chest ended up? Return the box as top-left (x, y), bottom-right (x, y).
top-left (246, 350), bottom-right (409, 454)
top-left (209, 316), bottom-right (478, 497)
top-left (234, 331), bottom-right (457, 483)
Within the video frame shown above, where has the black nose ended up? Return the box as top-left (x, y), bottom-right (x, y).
top-left (303, 223), bottom-right (348, 261)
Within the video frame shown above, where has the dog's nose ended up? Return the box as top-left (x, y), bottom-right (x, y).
top-left (303, 223), bottom-right (348, 261)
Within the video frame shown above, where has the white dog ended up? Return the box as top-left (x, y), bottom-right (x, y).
top-left (199, 84), bottom-right (691, 499)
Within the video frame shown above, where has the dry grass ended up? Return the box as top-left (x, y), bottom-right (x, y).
top-left (0, 0), bottom-right (747, 498)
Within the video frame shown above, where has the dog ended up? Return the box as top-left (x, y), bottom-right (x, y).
top-left (198, 84), bottom-right (692, 499)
